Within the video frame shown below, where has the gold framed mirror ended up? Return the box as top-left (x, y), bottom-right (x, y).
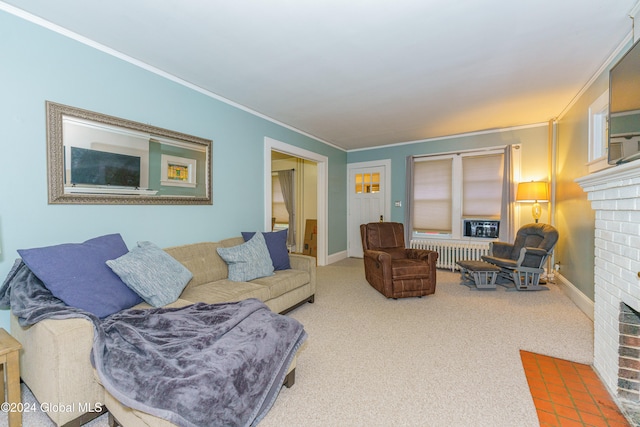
top-left (46, 101), bottom-right (212, 205)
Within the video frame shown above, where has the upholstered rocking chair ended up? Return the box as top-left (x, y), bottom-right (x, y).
top-left (360, 222), bottom-right (438, 298)
top-left (481, 223), bottom-right (559, 291)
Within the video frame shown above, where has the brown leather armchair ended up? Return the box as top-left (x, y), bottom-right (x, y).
top-left (360, 222), bottom-right (438, 298)
top-left (481, 223), bottom-right (559, 290)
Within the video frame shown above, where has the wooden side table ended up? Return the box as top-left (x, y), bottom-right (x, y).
top-left (0, 328), bottom-right (22, 427)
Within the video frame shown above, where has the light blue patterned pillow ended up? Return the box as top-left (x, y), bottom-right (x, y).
top-left (106, 241), bottom-right (193, 307)
top-left (216, 232), bottom-right (275, 281)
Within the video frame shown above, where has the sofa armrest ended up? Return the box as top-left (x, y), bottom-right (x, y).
top-left (289, 253), bottom-right (317, 295)
top-left (289, 253), bottom-right (314, 271)
top-left (10, 315), bottom-right (104, 426)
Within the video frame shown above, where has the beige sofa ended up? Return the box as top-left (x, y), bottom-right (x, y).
top-left (10, 236), bottom-right (316, 426)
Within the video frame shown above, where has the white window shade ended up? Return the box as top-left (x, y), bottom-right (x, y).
top-left (462, 154), bottom-right (503, 218)
top-left (413, 158), bottom-right (452, 232)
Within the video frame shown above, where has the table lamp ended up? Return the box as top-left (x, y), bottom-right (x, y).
top-left (516, 181), bottom-right (549, 223)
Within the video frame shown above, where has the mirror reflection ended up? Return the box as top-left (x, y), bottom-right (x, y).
top-left (46, 102), bottom-right (212, 204)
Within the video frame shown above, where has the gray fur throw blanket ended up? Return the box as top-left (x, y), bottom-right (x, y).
top-left (1, 259), bottom-right (307, 427)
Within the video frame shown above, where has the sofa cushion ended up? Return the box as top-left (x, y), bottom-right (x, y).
top-left (216, 233), bottom-right (274, 281)
top-left (17, 233), bottom-right (143, 318)
top-left (241, 230), bottom-right (291, 271)
top-left (179, 280), bottom-right (270, 305)
top-left (106, 242), bottom-right (193, 307)
top-left (164, 242), bottom-right (229, 289)
top-left (250, 269), bottom-right (310, 300)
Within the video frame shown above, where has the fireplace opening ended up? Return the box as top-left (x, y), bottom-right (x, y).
top-left (619, 303), bottom-right (640, 400)
top-left (619, 303), bottom-right (640, 423)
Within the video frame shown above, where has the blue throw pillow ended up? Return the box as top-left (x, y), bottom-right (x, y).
top-left (217, 233), bottom-right (275, 281)
top-left (106, 241), bottom-right (193, 307)
top-left (241, 229), bottom-right (291, 270)
top-left (17, 234), bottom-right (143, 318)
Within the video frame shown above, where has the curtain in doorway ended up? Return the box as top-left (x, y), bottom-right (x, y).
top-left (499, 144), bottom-right (517, 242)
top-left (404, 155), bottom-right (415, 244)
top-left (278, 170), bottom-right (296, 248)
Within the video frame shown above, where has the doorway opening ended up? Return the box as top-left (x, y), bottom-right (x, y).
top-left (271, 151), bottom-right (318, 254)
top-left (264, 137), bottom-right (328, 266)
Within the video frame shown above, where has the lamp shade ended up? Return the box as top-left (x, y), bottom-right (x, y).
top-left (516, 181), bottom-right (549, 202)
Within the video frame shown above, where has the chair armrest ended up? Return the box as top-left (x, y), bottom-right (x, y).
top-left (363, 249), bottom-right (392, 264)
top-left (489, 241), bottom-right (514, 258)
top-left (362, 250), bottom-right (394, 296)
top-left (406, 249), bottom-right (438, 265)
top-left (516, 247), bottom-right (550, 269)
top-left (362, 250), bottom-right (393, 281)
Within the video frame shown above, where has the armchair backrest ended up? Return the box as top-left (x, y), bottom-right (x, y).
top-left (510, 223), bottom-right (559, 260)
top-left (360, 222), bottom-right (407, 259)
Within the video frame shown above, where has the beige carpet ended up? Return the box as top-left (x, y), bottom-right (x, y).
top-left (0, 258), bottom-right (594, 427)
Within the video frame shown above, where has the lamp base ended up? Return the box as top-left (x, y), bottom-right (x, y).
top-left (532, 201), bottom-right (541, 223)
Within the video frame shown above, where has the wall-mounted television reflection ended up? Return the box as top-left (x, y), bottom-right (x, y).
top-left (70, 147), bottom-right (141, 187)
top-left (609, 38), bottom-right (640, 165)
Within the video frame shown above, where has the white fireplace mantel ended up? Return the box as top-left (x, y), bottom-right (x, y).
top-left (576, 160), bottom-right (640, 191)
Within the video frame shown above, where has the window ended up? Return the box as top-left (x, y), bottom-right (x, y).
top-left (412, 150), bottom-right (504, 239)
top-left (588, 90), bottom-right (609, 173)
top-left (354, 172), bottom-right (380, 193)
top-left (413, 158), bottom-right (452, 233)
top-left (462, 154), bottom-right (504, 218)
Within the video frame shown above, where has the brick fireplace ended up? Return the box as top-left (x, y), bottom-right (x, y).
top-left (577, 161), bottom-right (640, 406)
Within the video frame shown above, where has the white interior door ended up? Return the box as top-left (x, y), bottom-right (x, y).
top-left (348, 161), bottom-right (390, 258)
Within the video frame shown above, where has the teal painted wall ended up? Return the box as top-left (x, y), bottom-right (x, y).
top-left (348, 125), bottom-right (550, 224)
top-left (0, 11), bottom-right (346, 332)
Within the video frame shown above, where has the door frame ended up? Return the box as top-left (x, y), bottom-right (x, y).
top-left (264, 137), bottom-right (328, 266)
top-left (347, 159), bottom-right (392, 257)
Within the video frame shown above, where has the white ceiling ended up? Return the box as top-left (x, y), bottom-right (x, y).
top-left (3, 0), bottom-right (638, 150)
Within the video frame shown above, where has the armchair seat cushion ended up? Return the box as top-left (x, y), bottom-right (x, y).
top-left (392, 259), bottom-right (431, 280)
top-left (480, 255), bottom-right (517, 270)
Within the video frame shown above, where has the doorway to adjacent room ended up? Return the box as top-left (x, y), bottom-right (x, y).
top-left (264, 137), bottom-right (328, 266)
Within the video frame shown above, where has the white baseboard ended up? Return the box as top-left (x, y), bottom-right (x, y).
top-left (327, 250), bottom-right (348, 265)
top-left (554, 273), bottom-right (594, 321)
